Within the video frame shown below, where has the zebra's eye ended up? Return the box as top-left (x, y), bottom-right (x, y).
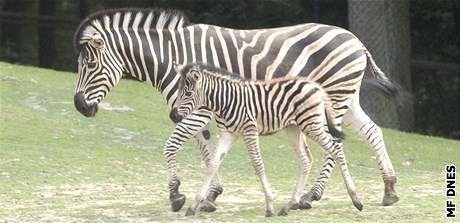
top-left (184, 91), bottom-right (192, 97)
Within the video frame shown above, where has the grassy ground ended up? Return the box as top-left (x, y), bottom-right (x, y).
top-left (1, 61), bottom-right (459, 222)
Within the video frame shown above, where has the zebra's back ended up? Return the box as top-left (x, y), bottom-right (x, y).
top-left (185, 23), bottom-right (366, 119)
top-left (201, 76), bottom-right (328, 135)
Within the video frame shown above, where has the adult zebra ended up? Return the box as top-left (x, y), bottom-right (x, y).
top-left (73, 8), bottom-right (399, 212)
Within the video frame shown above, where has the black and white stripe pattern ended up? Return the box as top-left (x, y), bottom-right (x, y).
top-left (73, 8), bottom-right (399, 211)
top-left (167, 63), bottom-right (362, 216)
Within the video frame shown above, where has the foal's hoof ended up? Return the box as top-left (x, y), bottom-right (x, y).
top-left (353, 200), bottom-right (364, 211)
top-left (185, 207), bottom-right (196, 216)
top-left (265, 210), bottom-right (274, 217)
top-left (299, 191), bottom-right (320, 209)
top-left (289, 203), bottom-right (299, 210)
top-left (298, 199), bottom-right (313, 209)
top-left (277, 207), bottom-right (289, 216)
top-left (382, 191), bottom-right (400, 206)
top-left (171, 194), bottom-right (186, 212)
top-left (200, 199), bottom-right (217, 212)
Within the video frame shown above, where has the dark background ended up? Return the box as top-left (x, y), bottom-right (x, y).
top-left (0, 0), bottom-right (459, 139)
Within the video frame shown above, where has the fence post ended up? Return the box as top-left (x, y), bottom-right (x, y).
top-left (348, 0), bottom-right (414, 130)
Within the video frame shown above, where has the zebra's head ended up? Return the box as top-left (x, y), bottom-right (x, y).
top-left (74, 25), bottom-right (124, 117)
top-left (73, 9), bottom-right (191, 118)
top-left (171, 63), bottom-right (204, 121)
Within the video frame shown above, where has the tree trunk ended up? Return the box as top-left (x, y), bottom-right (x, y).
top-left (79, 0), bottom-right (87, 19)
top-left (348, 0), bottom-right (414, 130)
top-left (38, 0), bottom-right (56, 68)
top-left (0, 0), bottom-right (4, 43)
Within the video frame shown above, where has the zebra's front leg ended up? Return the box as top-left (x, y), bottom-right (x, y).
top-left (185, 131), bottom-right (236, 216)
top-left (243, 127), bottom-right (275, 217)
top-left (279, 127), bottom-right (313, 216)
top-left (343, 99), bottom-right (399, 206)
top-left (164, 133), bottom-right (187, 212)
top-left (194, 125), bottom-right (224, 212)
top-left (165, 109), bottom-right (213, 212)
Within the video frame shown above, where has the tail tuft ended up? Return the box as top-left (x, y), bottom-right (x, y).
top-left (364, 49), bottom-right (400, 98)
top-left (324, 106), bottom-right (345, 142)
top-left (363, 78), bottom-right (400, 98)
top-left (329, 125), bottom-right (345, 142)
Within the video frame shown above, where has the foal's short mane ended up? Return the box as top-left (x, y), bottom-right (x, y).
top-left (181, 62), bottom-right (243, 82)
top-left (181, 62), bottom-right (305, 84)
top-left (73, 8), bottom-right (190, 52)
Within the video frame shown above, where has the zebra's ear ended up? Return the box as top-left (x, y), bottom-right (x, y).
top-left (89, 33), bottom-right (104, 49)
top-left (189, 69), bottom-right (201, 82)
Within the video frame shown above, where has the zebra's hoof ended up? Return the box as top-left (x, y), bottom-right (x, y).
top-left (185, 207), bottom-right (196, 216)
top-left (200, 199), bottom-right (217, 212)
top-left (265, 210), bottom-right (274, 217)
top-left (289, 203), bottom-right (299, 210)
top-left (171, 194), bottom-right (186, 212)
top-left (382, 192), bottom-right (400, 206)
top-left (298, 199), bottom-right (313, 209)
top-left (382, 176), bottom-right (399, 206)
top-left (277, 207), bottom-right (289, 216)
top-left (353, 200), bottom-right (364, 211)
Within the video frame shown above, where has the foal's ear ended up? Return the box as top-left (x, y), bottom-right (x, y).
top-left (89, 33), bottom-right (105, 49)
top-left (189, 69), bottom-right (202, 82)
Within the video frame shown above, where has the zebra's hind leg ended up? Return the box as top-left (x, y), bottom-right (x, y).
top-left (300, 121), bottom-right (340, 209)
top-left (343, 100), bottom-right (399, 206)
top-left (304, 124), bottom-right (363, 211)
top-left (279, 127), bottom-right (313, 216)
top-left (332, 141), bottom-right (363, 211)
top-left (299, 154), bottom-right (335, 209)
top-left (194, 126), bottom-right (224, 212)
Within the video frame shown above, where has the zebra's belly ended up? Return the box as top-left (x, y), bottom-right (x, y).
top-left (255, 116), bottom-right (297, 135)
top-left (215, 114), bottom-right (296, 137)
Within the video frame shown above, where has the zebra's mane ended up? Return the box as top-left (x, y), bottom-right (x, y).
top-left (73, 8), bottom-right (190, 52)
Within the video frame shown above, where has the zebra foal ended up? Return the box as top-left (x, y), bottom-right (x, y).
top-left (165, 62), bottom-right (363, 216)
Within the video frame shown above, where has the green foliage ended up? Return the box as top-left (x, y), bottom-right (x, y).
top-left (0, 62), bottom-right (459, 222)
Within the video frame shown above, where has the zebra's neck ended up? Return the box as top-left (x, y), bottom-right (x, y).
top-left (201, 76), bottom-right (244, 118)
top-left (121, 28), bottom-right (191, 108)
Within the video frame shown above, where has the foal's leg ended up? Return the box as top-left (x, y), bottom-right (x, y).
top-left (165, 109), bottom-right (212, 212)
top-left (278, 127), bottom-right (313, 216)
top-left (301, 95), bottom-right (399, 208)
top-left (300, 153), bottom-right (335, 209)
top-left (343, 96), bottom-right (399, 206)
top-left (194, 126), bottom-right (224, 212)
top-left (185, 131), bottom-right (237, 216)
top-left (303, 123), bottom-right (363, 211)
top-left (242, 126), bottom-right (275, 217)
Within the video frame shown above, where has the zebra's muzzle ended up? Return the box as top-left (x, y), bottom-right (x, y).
top-left (74, 92), bottom-right (98, 117)
top-left (169, 108), bottom-right (183, 123)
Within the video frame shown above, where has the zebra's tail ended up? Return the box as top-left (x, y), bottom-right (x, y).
top-left (364, 49), bottom-right (400, 97)
top-left (323, 95), bottom-right (345, 142)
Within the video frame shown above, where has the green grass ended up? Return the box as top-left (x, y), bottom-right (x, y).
top-left (1, 61), bottom-right (459, 222)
